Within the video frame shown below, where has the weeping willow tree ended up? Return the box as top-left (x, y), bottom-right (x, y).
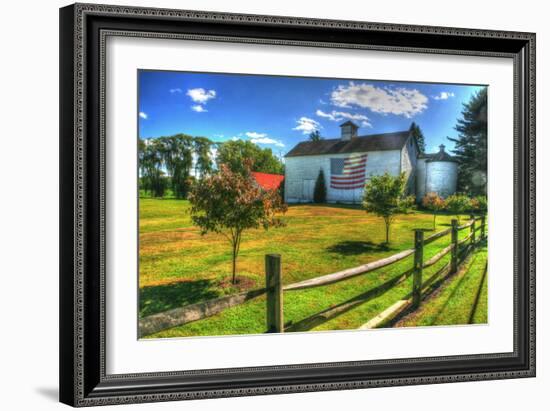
top-left (158, 134), bottom-right (194, 198)
top-left (193, 136), bottom-right (214, 178)
top-left (138, 138), bottom-right (167, 197)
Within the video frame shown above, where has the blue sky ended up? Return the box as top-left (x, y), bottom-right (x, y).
top-left (138, 70), bottom-right (486, 157)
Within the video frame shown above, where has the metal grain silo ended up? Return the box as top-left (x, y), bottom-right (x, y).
top-left (425, 145), bottom-right (458, 198)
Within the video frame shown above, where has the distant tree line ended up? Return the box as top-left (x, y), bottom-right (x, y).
top-left (139, 135), bottom-right (285, 198)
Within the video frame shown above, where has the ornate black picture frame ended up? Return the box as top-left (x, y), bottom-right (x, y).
top-left (59, 3), bottom-right (535, 407)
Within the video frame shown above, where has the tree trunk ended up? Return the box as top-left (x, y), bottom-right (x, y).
top-left (231, 243), bottom-right (237, 284)
top-left (385, 220), bottom-right (390, 244)
top-left (231, 231), bottom-right (242, 285)
top-left (433, 213), bottom-right (436, 230)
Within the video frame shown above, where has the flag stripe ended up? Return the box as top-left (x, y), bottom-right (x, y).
top-left (330, 154), bottom-right (368, 190)
top-left (333, 170), bottom-right (365, 178)
top-left (344, 157), bottom-right (367, 165)
top-left (331, 184), bottom-right (365, 189)
top-left (331, 175), bottom-right (367, 182)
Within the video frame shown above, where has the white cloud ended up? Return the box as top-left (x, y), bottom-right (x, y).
top-left (241, 131), bottom-right (285, 147)
top-left (186, 88), bottom-right (217, 104)
top-left (293, 117), bottom-right (321, 134)
top-left (191, 105), bottom-right (208, 113)
top-left (169, 88), bottom-right (183, 94)
top-left (139, 112), bottom-right (148, 119)
top-left (250, 137), bottom-right (285, 147)
top-left (245, 131), bottom-right (267, 139)
top-left (433, 91), bottom-right (455, 100)
top-left (315, 109), bottom-right (372, 128)
top-left (330, 82), bottom-right (428, 118)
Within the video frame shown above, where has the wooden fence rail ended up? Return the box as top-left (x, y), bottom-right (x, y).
top-left (424, 227), bottom-right (452, 245)
top-left (139, 287), bottom-right (267, 337)
top-left (282, 248), bottom-right (414, 291)
top-left (139, 214), bottom-right (487, 337)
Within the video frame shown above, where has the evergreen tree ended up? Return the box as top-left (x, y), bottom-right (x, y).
top-left (409, 122), bottom-right (426, 153)
top-left (447, 89), bottom-right (488, 196)
top-left (313, 169), bottom-right (327, 203)
top-left (309, 130), bottom-right (323, 142)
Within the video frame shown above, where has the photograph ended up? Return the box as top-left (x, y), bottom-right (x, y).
top-left (137, 71), bottom-right (489, 339)
top-left (55, 2), bottom-right (537, 406)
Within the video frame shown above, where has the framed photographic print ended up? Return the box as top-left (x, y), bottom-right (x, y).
top-left (59, 3), bottom-right (536, 407)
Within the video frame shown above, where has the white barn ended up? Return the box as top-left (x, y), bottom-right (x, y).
top-left (284, 121), bottom-right (457, 204)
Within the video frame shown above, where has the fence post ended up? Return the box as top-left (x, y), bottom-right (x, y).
top-left (265, 254), bottom-right (283, 333)
top-left (412, 230), bottom-right (424, 309)
top-left (470, 214), bottom-right (476, 246)
top-left (481, 215), bottom-right (486, 240)
top-left (451, 219), bottom-right (458, 273)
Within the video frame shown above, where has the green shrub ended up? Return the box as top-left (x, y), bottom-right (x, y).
top-left (444, 194), bottom-right (471, 222)
top-left (313, 169), bottom-right (327, 203)
top-left (471, 195), bottom-right (488, 215)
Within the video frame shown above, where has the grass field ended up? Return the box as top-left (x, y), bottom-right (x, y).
top-left (139, 198), bottom-right (487, 338)
top-left (395, 244), bottom-right (488, 327)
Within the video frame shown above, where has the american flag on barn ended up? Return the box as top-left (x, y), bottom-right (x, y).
top-left (330, 154), bottom-right (368, 190)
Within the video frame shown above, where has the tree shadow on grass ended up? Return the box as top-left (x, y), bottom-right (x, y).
top-left (326, 240), bottom-right (395, 256)
top-left (286, 203), bottom-right (362, 211)
top-left (140, 279), bottom-right (220, 317)
top-left (285, 269), bottom-right (412, 332)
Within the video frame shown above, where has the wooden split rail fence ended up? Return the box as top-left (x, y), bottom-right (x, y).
top-left (140, 215), bottom-right (487, 337)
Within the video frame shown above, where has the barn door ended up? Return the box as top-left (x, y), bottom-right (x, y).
top-left (303, 179), bottom-right (315, 201)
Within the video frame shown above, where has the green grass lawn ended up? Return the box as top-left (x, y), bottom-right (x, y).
top-left (139, 198), bottom-right (484, 338)
top-left (395, 243), bottom-right (488, 327)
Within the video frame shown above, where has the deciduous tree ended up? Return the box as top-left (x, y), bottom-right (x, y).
top-left (216, 140), bottom-right (284, 175)
top-left (138, 138), bottom-right (167, 197)
top-left (193, 136), bottom-right (214, 177)
top-left (362, 172), bottom-right (407, 244)
top-left (189, 162), bottom-right (287, 284)
top-left (422, 192), bottom-right (445, 230)
top-left (158, 134), bottom-right (194, 198)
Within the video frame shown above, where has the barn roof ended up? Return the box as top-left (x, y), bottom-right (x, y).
top-left (285, 130), bottom-right (411, 158)
top-left (251, 172), bottom-right (284, 190)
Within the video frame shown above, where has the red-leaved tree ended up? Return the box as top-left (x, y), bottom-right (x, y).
top-left (189, 161), bottom-right (287, 284)
top-left (422, 192), bottom-right (445, 230)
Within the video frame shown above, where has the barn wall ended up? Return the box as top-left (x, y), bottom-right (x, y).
top-left (401, 137), bottom-right (417, 195)
top-left (425, 161), bottom-right (458, 198)
top-left (284, 150), bottom-right (401, 204)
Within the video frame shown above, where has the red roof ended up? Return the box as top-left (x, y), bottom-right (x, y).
top-left (251, 172), bottom-right (284, 191)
